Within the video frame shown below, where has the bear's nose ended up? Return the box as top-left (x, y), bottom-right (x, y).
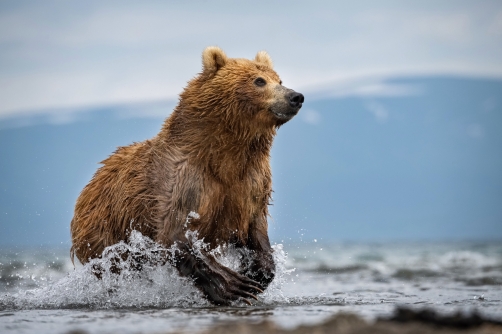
top-left (288, 92), bottom-right (304, 108)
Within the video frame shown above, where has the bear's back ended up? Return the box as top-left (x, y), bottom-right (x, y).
top-left (70, 140), bottom-right (158, 263)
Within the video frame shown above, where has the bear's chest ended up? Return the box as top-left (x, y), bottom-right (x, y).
top-left (188, 168), bottom-right (270, 246)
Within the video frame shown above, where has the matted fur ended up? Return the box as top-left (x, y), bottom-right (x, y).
top-left (71, 47), bottom-right (278, 260)
top-left (70, 47), bottom-right (302, 303)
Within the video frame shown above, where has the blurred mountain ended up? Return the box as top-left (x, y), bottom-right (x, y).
top-left (1, 76), bottom-right (501, 246)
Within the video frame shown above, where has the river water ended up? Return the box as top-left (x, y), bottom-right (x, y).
top-left (1, 234), bottom-right (501, 333)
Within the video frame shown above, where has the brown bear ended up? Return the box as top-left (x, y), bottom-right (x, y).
top-left (70, 46), bottom-right (304, 305)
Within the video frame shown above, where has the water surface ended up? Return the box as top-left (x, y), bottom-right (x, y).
top-left (1, 236), bottom-right (501, 333)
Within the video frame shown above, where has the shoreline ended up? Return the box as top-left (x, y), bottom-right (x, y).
top-left (197, 307), bottom-right (502, 334)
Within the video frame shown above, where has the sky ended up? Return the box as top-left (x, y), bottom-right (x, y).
top-left (1, 1), bottom-right (502, 245)
top-left (1, 0), bottom-right (502, 119)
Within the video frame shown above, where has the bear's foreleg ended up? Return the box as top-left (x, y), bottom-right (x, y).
top-left (242, 219), bottom-right (276, 289)
top-left (172, 242), bottom-right (264, 305)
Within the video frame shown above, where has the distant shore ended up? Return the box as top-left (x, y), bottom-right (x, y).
top-left (197, 308), bottom-right (502, 334)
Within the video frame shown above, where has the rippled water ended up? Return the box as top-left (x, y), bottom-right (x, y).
top-left (1, 235), bottom-right (501, 333)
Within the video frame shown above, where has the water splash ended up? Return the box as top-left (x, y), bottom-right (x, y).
top-left (0, 231), bottom-right (291, 310)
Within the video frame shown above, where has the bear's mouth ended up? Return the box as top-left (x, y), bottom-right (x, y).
top-left (271, 108), bottom-right (301, 122)
top-left (270, 99), bottom-right (303, 122)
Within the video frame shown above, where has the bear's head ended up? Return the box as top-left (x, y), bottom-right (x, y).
top-left (181, 47), bottom-right (304, 131)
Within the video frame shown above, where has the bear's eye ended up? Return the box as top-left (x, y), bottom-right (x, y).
top-left (254, 77), bottom-right (266, 87)
top-left (279, 80), bottom-right (283, 85)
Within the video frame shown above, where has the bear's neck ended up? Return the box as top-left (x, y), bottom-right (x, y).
top-left (159, 104), bottom-right (276, 184)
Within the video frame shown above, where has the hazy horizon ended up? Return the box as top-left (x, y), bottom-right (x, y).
top-left (1, 75), bottom-right (501, 246)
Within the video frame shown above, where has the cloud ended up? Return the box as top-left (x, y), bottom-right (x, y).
top-left (365, 101), bottom-right (389, 123)
top-left (1, 1), bottom-right (502, 120)
top-left (302, 109), bottom-right (321, 125)
top-left (488, 11), bottom-right (502, 35)
top-left (348, 83), bottom-right (420, 97)
top-left (466, 123), bottom-right (484, 139)
top-left (47, 111), bottom-right (79, 125)
top-left (483, 97), bottom-right (497, 112)
top-left (311, 79), bottom-right (423, 99)
top-left (114, 100), bottom-right (177, 119)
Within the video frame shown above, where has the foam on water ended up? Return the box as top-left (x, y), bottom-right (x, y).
top-left (284, 242), bottom-right (502, 279)
top-left (0, 231), bottom-right (293, 310)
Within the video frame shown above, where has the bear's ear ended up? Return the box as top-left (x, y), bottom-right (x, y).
top-left (202, 46), bottom-right (228, 73)
top-left (255, 51), bottom-right (273, 68)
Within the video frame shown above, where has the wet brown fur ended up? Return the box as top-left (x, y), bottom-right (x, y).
top-left (71, 48), bottom-right (278, 259)
top-left (70, 47), bottom-right (300, 303)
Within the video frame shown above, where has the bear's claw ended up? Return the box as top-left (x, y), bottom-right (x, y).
top-left (201, 266), bottom-right (264, 305)
top-left (175, 244), bottom-right (265, 305)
